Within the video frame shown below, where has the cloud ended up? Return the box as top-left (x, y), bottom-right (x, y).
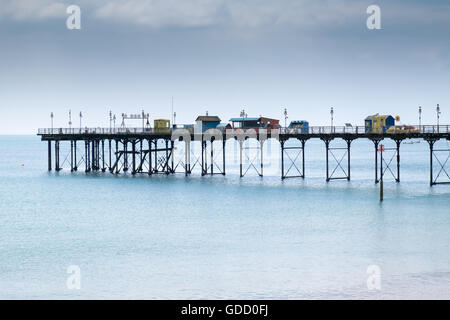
top-left (0, 0), bottom-right (67, 20)
top-left (95, 0), bottom-right (223, 28)
top-left (1, 0), bottom-right (449, 31)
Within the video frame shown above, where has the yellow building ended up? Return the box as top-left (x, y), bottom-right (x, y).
top-left (365, 114), bottom-right (395, 133)
top-left (154, 119), bottom-right (171, 133)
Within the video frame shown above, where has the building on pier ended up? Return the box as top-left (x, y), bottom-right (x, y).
top-left (365, 114), bottom-right (395, 133)
top-left (195, 115), bottom-right (221, 132)
top-left (229, 116), bottom-right (280, 131)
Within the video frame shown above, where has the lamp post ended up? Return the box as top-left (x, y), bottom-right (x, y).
top-left (51, 112), bottom-right (54, 133)
top-left (173, 111), bottom-right (176, 127)
top-left (284, 108), bottom-right (288, 129)
top-left (69, 109), bottom-right (72, 130)
top-left (436, 104), bottom-right (441, 132)
top-left (109, 110), bottom-right (112, 131)
top-left (330, 107), bottom-right (334, 132)
top-left (113, 114), bottom-right (116, 132)
top-left (79, 111), bottom-right (82, 132)
top-left (418, 106), bottom-right (422, 132)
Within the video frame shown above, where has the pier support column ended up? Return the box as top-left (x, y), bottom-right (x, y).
top-left (148, 139), bottom-right (153, 176)
top-left (91, 140), bottom-right (95, 171)
top-left (123, 140), bottom-right (128, 172)
top-left (210, 139), bottom-right (214, 175)
top-left (222, 139), bottom-right (226, 176)
top-left (201, 140), bottom-right (205, 176)
top-left (132, 140), bottom-right (136, 175)
top-left (280, 140), bottom-right (285, 179)
top-left (115, 140), bottom-right (119, 174)
top-left (185, 140), bottom-right (190, 176)
top-left (395, 140), bottom-right (401, 183)
top-left (154, 140), bottom-right (158, 173)
top-left (70, 140), bottom-right (74, 172)
top-left (74, 141), bottom-right (77, 171)
top-left (239, 140), bottom-right (243, 178)
top-left (260, 140), bottom-right (264, 177)
top-left (302, 140), bottom-right (306, 178)
top-left (428, 139), bottom-right (436, 186)
top-left (102, 140), bottom-right (106, 172)
top-left (165, 139), bottom-right (169, 175)
top-left (171, 140), bottom-right (175, 174)
top-left (48, 141), bottom-right (52, 171)
top-left (324, 139), bottom-right (330, 182)
top-left (372, 139), bottom-right (380, 183)
top-left (85, 140), bottom-right (90, 172)
top-left (139, 140), bottom-right (143, 173)
top-left (346, 139), bottom-right (352, 181)
top-left (108, 139), bottom-right (112, 171)
top-left (55, 140), bottom-right (61, 172)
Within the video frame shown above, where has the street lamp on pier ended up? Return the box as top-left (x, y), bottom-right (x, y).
top-left (436, 104), bottom-right (441, 132)
top-left (330, 107), bottom-right (334, 132)
top-left (418, 106), bottom-right (422, 131)
top-left (283, 108), bottom-right (288, 129)
top-left (50, 112), bottom-right (54, 133)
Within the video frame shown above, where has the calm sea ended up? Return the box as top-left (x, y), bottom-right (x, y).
top-left (0, 135), bottom-right (449, 299)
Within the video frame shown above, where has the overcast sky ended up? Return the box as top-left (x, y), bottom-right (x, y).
top-left (0, 0), bottom-right (449, 134)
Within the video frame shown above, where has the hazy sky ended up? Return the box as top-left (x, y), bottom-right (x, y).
top-left (0, 0), bottom-right (449, 134)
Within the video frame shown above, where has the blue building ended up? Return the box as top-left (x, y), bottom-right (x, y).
top-left (195, 115), bottom-right (221, 132)
top-left (288, 120), bottom-right (309, 133)
top-left (365, 114), bottom-right (395, 133)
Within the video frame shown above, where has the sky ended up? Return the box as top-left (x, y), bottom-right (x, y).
top-left (0, 0), bottom-right (449, 134)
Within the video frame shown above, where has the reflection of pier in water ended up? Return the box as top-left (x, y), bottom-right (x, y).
top-left (38, 125), bottom-right (450, 186)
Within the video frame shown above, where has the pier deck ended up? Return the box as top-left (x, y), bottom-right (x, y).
top-left (38, 125), bottom-right (450, 186)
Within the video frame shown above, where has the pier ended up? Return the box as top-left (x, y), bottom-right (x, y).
top-left (38, 125), bottom-right (450, 186)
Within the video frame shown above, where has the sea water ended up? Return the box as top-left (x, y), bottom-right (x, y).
top-left (0, 135), bottom-right (449, 299)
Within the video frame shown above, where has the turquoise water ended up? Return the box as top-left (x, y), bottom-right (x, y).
top-left (0, 135), bottom-right (449, 299)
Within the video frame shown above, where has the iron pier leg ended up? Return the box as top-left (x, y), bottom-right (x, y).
top-left (165, 139), bottom-right (169, 175)
top-left (115, 140), bottom-right (119, 174)
top-left (91, 140), bottom-right (95, 171)
top-left (211, 140), bottom-right (214, 175)
top-left (70, 140), bottom-right (74, 172)
top-left (102, 140), bottom-right (105, 172)
top-left (154, 140), bottom-right (158, 173)
top-left (201, 140), bottom-right (204, 176)
top-left (123, 140), bottom-right (128, 172)
top-left (171, 140), bottom-right (174, 173)
top-left (325, 140), bottom-right (330, 182)
top-left (260, 140), bottom-right (264, 177)
top-left (48, 141), bottom-right (52, 171)
top-left (301, 140), bottom-right (306, 178)
top-left (148, 139), bottom-right (152, 176)
top-left (239, 140), bottom-right (243, 178)
top-left (429, 140), bottom-right (435, 186)
top-left (132, 140), bottom-right (136, 175)
top-left (139, 140), bottom-right (143, 172)
top-left (74, 140), bottom-right (77, 171)
top-left (347, 139), bottom-right (351, 181)
top-left (374, 140), bottom-right (379, 184)
top-left (185, 140), bottom-right (189, 176)
top-left (55, 141), bottom-right (60, 171)
top-left (108, 139), bottom-right (112, 171)
top-left (281, 140), bottom-right (285, 179)
top-left (396, 140), bottom-right (401, 183)
top-left (222, 139), bottom-right (226, 175)
top-left (85, 141), bottom-right (89, 172)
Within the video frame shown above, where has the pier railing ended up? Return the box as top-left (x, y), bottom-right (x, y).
top-left (38, 125), bottom-right (450, 136)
